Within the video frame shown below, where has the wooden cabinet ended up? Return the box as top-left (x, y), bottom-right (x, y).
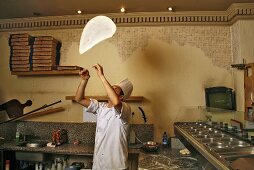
top-left (244, 63), bottom-right (254, 121)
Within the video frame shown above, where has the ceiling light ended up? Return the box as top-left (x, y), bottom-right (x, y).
top-left (168, 7), bottom-right (173, 11)
top-left (120, 7), bottom-right (125, 13)
top-left (77, 10), bottom-right (82, 14)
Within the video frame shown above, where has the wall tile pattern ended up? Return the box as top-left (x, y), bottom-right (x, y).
top-left (0, 122), bottom-right (17, 141)
top-left (111, 26), bottom-right (232, 69)
top-left (12, 25), bottom-right (233, 70)
top-left (0, 121), bottom-right (154, 144)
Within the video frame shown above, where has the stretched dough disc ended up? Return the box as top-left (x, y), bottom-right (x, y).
top-left (79, 16), bottom-right (116, 54)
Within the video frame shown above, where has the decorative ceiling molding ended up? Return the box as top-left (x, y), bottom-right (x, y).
top-left (0, 3), bottom-right (253, 32)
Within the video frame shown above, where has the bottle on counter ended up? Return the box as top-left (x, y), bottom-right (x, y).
top-left (56, 162), bottom-right (62, 170)
top-left (62, 160), bottom-right (67, 170)
top-left (15, 130), bottom-right (20, 145)
top-left (129, 112), bottom-right (136, 145)
top-left (129, 128), bottom-right (136, 144)
top-left (35, 163), bottom-right (39, 170)
top-left (55, 157), bottom-right (63, 170)
top-left (51, 162), bottom-right (56, 170)
top-left (162, 131), bottom-right (169, 147)
top-left (5, 160), bottom-right (10, 170)
top-left (39, 163), bottom-right (43, 170)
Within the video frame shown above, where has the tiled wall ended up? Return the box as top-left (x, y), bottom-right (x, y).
top-left (111, 26), bottom-right (232, 69)
top-left (6, 25), bottom-right (232, 70)
top-left (0, 122), bottom-right (17, 141)
top-left (0, 121), bottom-right (154, 144)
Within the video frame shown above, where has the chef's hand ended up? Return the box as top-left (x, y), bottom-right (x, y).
top-left (79, 69), bottom-right (90, 80)
top-left (92, 63), bottom-right (104, 77)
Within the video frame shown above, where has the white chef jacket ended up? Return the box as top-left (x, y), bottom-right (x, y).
top-left (86, 99), bottom-right (130, 170)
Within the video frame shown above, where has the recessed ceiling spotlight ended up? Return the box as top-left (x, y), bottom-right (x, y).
top-left (77, 10), bottom-right (82, 14)
top-left (168, 7), bottom-right (173, 11)
top-left (120, 7), bottom-right (125, 13)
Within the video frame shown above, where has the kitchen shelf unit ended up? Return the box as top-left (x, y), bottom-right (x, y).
top-left (65, 96), bottom-right (144, 102)
top-left (244, 63), bottom-right (254, 121)
top-left (11, 70), bottom-right (79, 76)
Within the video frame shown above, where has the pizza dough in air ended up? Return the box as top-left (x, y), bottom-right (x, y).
top-left (79, 16), bottom-right (116, 54)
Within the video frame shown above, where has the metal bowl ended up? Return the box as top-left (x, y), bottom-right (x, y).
top-left (142, 141), bottom-right (160, 152)
top-left (26, 141), bottom-right (47, 148)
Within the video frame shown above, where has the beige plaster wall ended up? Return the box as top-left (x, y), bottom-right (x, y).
top-left (239, 21), bottom-right (254, 64)
top-left (0, 25), bottom-right (234, 141)
top-left (232, 20), bottom-right (254, 123)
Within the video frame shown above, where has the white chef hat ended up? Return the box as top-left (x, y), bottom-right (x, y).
top-left (115, 78), bottom-right (133, 100)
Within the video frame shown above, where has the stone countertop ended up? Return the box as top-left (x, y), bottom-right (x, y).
top-left (0, 141), bottom-right (94, 155)
top-left (1, 141), bottom-right (204, 169)
top-left (138, 147), bottom-right (202, 170)
top-left (0, 141), bottom-right (139, 155)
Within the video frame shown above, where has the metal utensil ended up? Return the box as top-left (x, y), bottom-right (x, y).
top-left (138, 107), bottom-right (147, 124)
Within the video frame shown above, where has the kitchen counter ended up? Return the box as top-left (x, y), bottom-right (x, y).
top-left (0, 122), bottom-right (212, 169)
top-left (138, 146), bottom-right (204, 170)
top-left (0, 141), bottom-right (94, 155)
top-left (0, 141), bottom-right (207, 170)
top-left (0, 121), bottom-right (156, 169)
top-left (0, 141), bottom-right (141, 170)
top-left (0, 141), bottom-right (139, 155)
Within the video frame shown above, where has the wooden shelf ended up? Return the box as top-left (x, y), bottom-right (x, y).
top-left (65, 96), bottom-right (144, 102)
top-left (11, 70), bottom-right (80, 76)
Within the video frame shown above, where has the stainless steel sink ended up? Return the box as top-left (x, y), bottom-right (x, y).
top-left (17, 140), bottom-right (48, 148)
top-left (14, 139), bottom-right (50, 161)
top-left (26, 141), bottom-right (47, 148)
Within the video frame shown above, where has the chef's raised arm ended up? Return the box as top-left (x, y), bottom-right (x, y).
top-left (93, 64), bottom-right (123, 112)
top-left (75, 68), bottom-right (91, 108)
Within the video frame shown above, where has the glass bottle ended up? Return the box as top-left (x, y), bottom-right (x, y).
top-left (5, 160), bottom-right (10, 170)
top-left (162, 131), bottom-right (168, 147)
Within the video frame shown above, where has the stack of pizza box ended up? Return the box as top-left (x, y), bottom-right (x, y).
top-left (9, 33), bottom-right (34, 72)
top-left (32, 36), bottom-right (61, 71)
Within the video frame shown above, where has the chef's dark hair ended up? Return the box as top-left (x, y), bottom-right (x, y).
top-left (120, 89), bottom-right (124, 96)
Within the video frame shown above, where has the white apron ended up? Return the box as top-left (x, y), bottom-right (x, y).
top-left (85, 99), bottom-right (130, 170)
